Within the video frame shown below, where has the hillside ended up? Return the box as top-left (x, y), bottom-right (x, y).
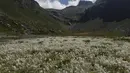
top-left (80, 0), bottom-right (130, 22)
top-left (0, 0), bottom-right (67, 35)
top-left (1, 0), bottom-right (130, 36)
top-left (72, 0), bottom-right (130, 36)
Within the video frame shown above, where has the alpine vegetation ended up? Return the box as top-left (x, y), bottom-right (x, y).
top-left (0, 36), bottom-right (130, 73)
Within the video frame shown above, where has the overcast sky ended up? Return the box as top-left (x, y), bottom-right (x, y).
top-left (35, 0), bottom-right (96, 10)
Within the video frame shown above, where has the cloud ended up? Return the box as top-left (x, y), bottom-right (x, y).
top-left (68, 0), bottom-right (80, 6)
top-left (35, 0), bottom-right (66, 9)
top-left (35, 0), bottom-right (96, 10)
top-left (82, 0), bottom-right (96, 3)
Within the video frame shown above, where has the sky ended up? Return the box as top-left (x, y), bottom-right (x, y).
top-left (35, 0), bottom-right (96, 10)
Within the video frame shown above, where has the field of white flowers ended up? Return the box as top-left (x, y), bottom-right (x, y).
top-left (0, 36), bottom-right (130, 73)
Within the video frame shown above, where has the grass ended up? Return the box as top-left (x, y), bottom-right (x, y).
top-left (73, 18), bottom-right (130, 36)
top-left (113, 37), bottom-right (130, 42)
top-left (0, 0), bottom-right (68, 35)
top-left (0, 36), bottom-right (130, 73)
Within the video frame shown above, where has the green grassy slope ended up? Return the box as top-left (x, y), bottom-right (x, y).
top-left (72, 18), bottom-right (130, 36)
top-left (0, 0), bottom-right (68, 35)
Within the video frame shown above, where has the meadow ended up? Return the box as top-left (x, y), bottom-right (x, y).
top-left (0, 36), bottom-right (130, 73)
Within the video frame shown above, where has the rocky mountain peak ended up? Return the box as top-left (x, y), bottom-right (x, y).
top-left (14, 0), bottom-right (39, 9)
top-left (78, 0), bottom-right (93, 7)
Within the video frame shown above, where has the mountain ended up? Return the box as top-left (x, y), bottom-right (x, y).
top-left (1, 0), bottom-right (130, 36)
top-left (78, 0), bottom-right (94, 7)
top-left (71, 0), bottom-right (130, 36)
top-left (61, 1), bottom-right (93, 20)
top-left (80, 0), bottom-right (130, 22)
top-left (0, 0), bottom-right (67, 35)
top-left (47, 1), bottom-right (93, 23)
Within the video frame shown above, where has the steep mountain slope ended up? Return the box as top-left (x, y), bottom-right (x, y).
top-left (78, 0), bottom-right (94, 7)
top-left (72, 0), bottom-right (130, 36)
top-left (0, 0), bottom-right (67, 35)
top-left (47, 1), bottom-right (93, 23)
top-left (61, 1), bottom-right (93, 20)
top-left (80, 0), bottom-right (130, 22)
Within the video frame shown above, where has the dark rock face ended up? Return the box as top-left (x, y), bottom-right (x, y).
top-left (70, 0), bottom-right (130, 36)
top-left (78, 1), bottom-right (93, 7)
top-left (80, 0), bottom-right (130, 22)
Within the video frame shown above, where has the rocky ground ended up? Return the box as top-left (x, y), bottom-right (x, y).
top-left (0, 36), bottom-right (130, 73)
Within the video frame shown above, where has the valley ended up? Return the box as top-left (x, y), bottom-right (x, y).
top-left (0, 0), bottom-right (130, 73)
